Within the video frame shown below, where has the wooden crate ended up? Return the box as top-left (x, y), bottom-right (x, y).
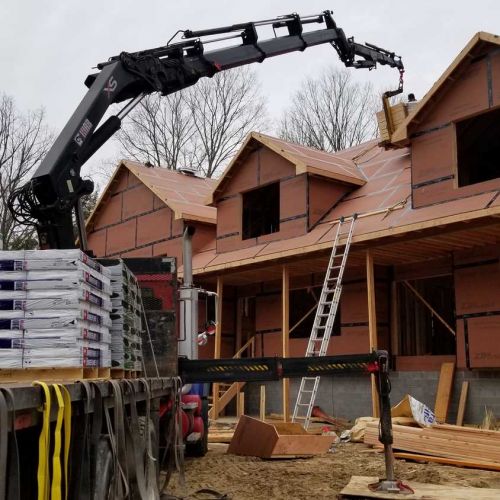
top-left (227, 415), bottom-right (335, 458)
top-left (377, 102), bottom-right (408, 142)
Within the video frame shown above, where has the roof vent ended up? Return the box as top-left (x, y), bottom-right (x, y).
top-left (178, 167), bottom-right (197, 177)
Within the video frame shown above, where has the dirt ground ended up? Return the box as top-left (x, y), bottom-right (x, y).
top-left (164, 442), bottom-right (500, 499)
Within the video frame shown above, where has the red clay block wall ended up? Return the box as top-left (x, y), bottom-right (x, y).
top-left (411, 49), bottom-right (500, 208)
top-left (87, 167), bottom-right (215, 266)
top-left (454, 244), bottom-right (500, 369)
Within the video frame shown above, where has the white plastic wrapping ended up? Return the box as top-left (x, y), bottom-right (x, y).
top-left (0, 251), bottom-right (118, 370)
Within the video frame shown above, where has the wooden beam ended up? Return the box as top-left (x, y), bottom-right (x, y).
top-left (403, 281), bottom-right (456, 336)
top-left (212, 276), bottom-right (224, 419)
top-left (260, 385), bottom-right (266, 421)
top-left (456, 381), bottom-right (469, 426)
top-left (366, 250), bottom-right (379, 418)
top-left (434, 362), bottom-right (456, 423)
top-left (282, 265), bottom-right (290, 422)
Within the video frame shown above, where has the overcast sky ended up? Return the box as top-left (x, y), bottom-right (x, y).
top-left (1, 0), bottom-right (499, 186)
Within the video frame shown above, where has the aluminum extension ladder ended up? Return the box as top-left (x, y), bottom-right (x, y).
top-left (292, 215), bottom-right (357, 429)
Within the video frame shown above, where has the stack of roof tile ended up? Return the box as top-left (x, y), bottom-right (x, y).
top-left (103, 260), bottom-right (144, 372)
top-left (0, 250), bottom-right (112, 369)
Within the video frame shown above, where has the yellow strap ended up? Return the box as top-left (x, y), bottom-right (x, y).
top-left (61, 385), bottom-right (72, 500)
top-left (50, 384), bottom-right (64, 500)
top-left (33, 381), bottom-right (51, 500)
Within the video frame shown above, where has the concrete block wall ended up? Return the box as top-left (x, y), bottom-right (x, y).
top-left (245, 370), bottom-right (500, 424)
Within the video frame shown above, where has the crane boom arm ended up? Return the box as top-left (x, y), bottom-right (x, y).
top-left (9, 10), bottom-right (403, 250)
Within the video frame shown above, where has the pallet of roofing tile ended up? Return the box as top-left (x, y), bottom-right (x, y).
top-left (0, 249), bottom-right (110, 274)
top-left (0, 287), bottom-right (112, 312)
top-left (0, 344), bottom-right (105, 382)
top-left (0, 268), bottom-right (112, 295)
top-left (0, 306), bottom-right (113, 330)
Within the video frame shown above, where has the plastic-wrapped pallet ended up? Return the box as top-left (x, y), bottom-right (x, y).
top-left (0, 249), bottom-right (112, 370)
top-left (100, 259), bottom-right (144, 373)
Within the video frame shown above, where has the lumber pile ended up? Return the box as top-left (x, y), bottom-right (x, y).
top-left (365, 421), bottom-right (500, 468)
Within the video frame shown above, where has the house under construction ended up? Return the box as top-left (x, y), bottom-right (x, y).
top-left (87, 32), bottom-right (500, 424)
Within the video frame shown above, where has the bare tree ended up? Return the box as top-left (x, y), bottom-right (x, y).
top-left (184, 67), bottom-right (267, 177)
top-left (116, 91), bottom-right (194, 169)
top-left (278, 68), bottom-right (378, 152)
top-left (0, 94), bottom-right (52, 249)
top-left (116, 67), bottom-right (267, 177)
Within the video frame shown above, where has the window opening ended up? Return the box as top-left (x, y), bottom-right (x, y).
top-left (397, 275), bottom-right (455, 356)
top-left (242, 182), bottom-right (280, 239)
top-left (456, 108), bottom-right (500, 187)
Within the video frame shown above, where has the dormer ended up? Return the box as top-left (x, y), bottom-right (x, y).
top-left (389, 32), bottom-right (500, 208)
top-left (206, 132), bottom-right (366, 253)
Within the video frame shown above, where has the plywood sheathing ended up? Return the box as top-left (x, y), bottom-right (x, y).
top-left (391, 32), bottom-right (500, 146)
top-left (454, 244), bottom-right (500, 368)
top-left (86, 160), bottom-right (217, 231)
top-left (207, 131), bottom-right (366, 205)
top-left (191, 137), bottom-right (500, 277)
top-left (87, 161), bottom-right (217, 259)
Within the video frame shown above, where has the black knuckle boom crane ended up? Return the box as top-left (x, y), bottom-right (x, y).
top-left (9, 10), bottom-right (403, 251)
top-left (6, 11), bottom-right (408, 495)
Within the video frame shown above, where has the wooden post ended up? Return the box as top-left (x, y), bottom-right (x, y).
top-left (236, 297), bottom-right (243, 353)
top-left (237, 390), bottom-right (245, 417)
top-left (282, 265), bottom-right (290, 422)
top-left (390, 281), bottom-right (399, 356)
top-left (456, 381), bottom-right (469, 426)
top-left (260, 385), bottom-right (266, 421)
top-left (212, 276), bottom-right (224, 419)
top-left (366, 250), bottom-right (380, 418)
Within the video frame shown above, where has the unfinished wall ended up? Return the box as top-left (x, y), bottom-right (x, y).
top-left (454, 243), bottom-right (500, 369)
top-left (410, 49), bottom-right (500, 208)
top-left (215, 146), bottom-right (309, 252)
top-left (308, 176), bottom-right (350, 227)
top-left (244, 266), bottom-right (390, 358)
top-left (87, 167), bottom-right (215, 266)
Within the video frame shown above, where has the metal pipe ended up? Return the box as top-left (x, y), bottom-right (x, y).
top-left (182, 226), bottom-right (195, 287)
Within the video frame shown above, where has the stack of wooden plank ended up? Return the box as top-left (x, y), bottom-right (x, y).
top-left (365, 421), bottom-right (500, 469)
